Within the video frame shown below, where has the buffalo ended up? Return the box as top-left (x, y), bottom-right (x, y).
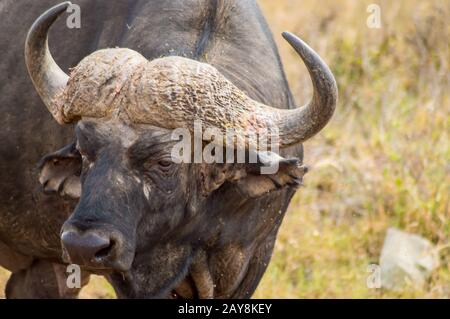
top-left (0, 0), bottom-right (336, 298)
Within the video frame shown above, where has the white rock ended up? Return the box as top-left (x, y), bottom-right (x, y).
top-left (380, 227), bottom-right (439, 290)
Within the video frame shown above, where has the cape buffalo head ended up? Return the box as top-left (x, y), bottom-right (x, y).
top-left (25, 2), bottom-right (337, 297)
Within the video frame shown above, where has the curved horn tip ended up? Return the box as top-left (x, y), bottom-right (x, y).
top-left (281, 30), bottom-right (337, 91)
top-left (26, 1), bottom-right (72, 37)
top-left (281, 32), bottom-right (303, 46)
top-left (281, 31), bottom-right (296, 42)
top-left (25, 1), bottom-right (73, 59)
top-left (277, 31), bottom-right (338, 145)
top-left (25, 1), bottom-right (72, 123)
top-left (281, 31), bottom-right (315, 62)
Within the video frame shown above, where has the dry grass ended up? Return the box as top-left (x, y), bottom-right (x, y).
top-left (254, 0), bottom-right (450, 298)
top-left (1, 0), bottom-right (449, 299)
top-left (0, 268), bottom-right (8, 298)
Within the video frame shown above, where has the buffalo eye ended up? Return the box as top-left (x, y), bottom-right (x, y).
top-left (158, 159), bottom-right (172, 169)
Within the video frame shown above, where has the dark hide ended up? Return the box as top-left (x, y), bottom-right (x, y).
top-left (5, 260), bottom-right (90, 299)
top-left (0, 0), bottom-right (303, 298)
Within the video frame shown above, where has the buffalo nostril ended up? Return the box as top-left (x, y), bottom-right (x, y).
top-left (61, 231), bottom-right (111, 265)
top-left (94, 239), bottom-right (115, 259)
top-left (42, 179), bottom-right (52, 193)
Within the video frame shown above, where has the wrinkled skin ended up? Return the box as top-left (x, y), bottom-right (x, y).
top-left (1, 0), bottom-right (303, 298)
top-left (53, 118), bottom-right (304, 298)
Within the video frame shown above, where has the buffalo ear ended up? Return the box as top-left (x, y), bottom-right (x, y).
top-left (38, 142), bottom-right (82, 199)
top-left (200, 163), bottom-right (247, 196)
top-left (234, 151), bottom-right (308, 198)
top-left (201, 151), bottom-right (308, 198)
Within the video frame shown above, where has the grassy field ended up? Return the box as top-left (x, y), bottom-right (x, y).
top-left (1, 0), bottom-right (449, 298)
top-left (254, 0), bottom-right (449, 298)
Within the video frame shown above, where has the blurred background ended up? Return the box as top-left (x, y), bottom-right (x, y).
top-left (1, 0), bottom-right (449, 298)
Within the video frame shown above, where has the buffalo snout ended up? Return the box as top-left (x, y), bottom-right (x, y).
top-left (61, 222), bottom-right (131, 271)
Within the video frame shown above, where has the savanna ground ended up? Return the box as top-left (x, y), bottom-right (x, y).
top-left (1, 0), bottom-right (449, 298)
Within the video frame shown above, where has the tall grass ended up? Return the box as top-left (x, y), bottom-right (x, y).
top-left (254, 0), bottom-right (449, 298)
top-left (1, 0), bottom-right (448, 299)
